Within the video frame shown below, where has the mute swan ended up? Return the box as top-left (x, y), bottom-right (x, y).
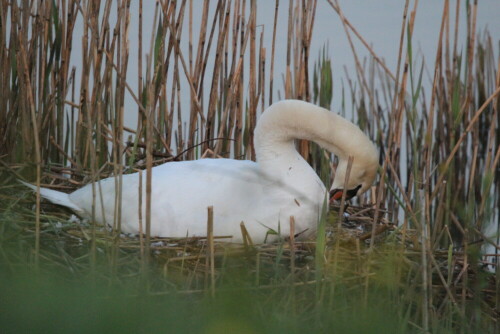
top-left (22, 100), bottom-right (378, 243)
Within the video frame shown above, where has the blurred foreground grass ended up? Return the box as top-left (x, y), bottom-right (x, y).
top-left (0, 183), bottom-right (494, 334)
top-left (0, 270), bottom-right (407, 334)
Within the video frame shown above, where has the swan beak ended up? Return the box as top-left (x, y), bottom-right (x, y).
top-left (329, 185), bottom-right (362, 203)
top-left (329, 189), bottom-right (344, 202)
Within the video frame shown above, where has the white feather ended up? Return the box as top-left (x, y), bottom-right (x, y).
top-left (19, 180), bottom-right (85, 215)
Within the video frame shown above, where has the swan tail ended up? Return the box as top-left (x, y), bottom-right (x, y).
top-left (19, 180), bottom-right (85, 215)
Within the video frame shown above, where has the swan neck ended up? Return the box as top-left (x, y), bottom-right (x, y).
top-left (254, 100), bottom-right (371, 164)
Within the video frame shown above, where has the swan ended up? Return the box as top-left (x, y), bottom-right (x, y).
top-left (22, 100), bottom-right (378, 243)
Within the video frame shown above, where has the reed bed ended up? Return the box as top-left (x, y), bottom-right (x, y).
top-left (1, 0), bottom-right (499, 333)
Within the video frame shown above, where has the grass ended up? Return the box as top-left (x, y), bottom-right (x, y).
top-left (1, 0), bottom-right (499, 332)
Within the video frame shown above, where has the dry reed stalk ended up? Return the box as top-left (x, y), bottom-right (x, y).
top-left (206, 206), bottom-right (215, 297)
top-left (137, 169), bottom-right (144, 259)
top-left (416, 3), bottom-right (448, 270)
top-left (289, 215), bottom-right (297, 314)
top-left (84, 101), bottom-right (98, 270)
top-left (422, 0), bottom-right (448, 197)
top-left (383, 1), bottom-right (414, 225)
top-left (465, 0), bottom-right (478, 114)
top-left (369, 159), bottom-right (386, 249)
top-left (258, 30), bottom-right (266, 115)
top-left (269, 0), bottom-right (280, 105)
top-left (144, 23), bottom-right (157, 264)
top-left (326, 0), bottom-right (396, 82)
top-left (331, 0), bottom-right (376, 114)
top-left (418, 189), bottom-right (430, 332)
top-left (239, 222), bottom-right (254, 248)
top-left (185, 1), bottom-right (209, 159)
top-left (15, 8), bottom-right (42, 269)
top-left (165, 5), bottom-right (203, 146)
top-left (431, 86), bottom-right (500, 200)
top-left (115, 0), bottom-right (131, 252)
top-left (188, 0), bottom-right (193, 73)
top-left (205, 0), bottom-right (228, 145)
top-left (138, 0), bottom-right (143, 116)
top-left (289, 216), bottom-right (296, 273)
top-left (247, 0), bottom-right (257, 160)
top-left (285, 0), bottom-right (293, 99)
top-left (282, 0), bottom-right (317, 160)
top-left (337, 156), bottom-right (354, 224)
top-left (212, 13), bottom-right (253, 156)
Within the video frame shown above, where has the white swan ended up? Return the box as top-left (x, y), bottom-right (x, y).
top-left (22, 100), bottom-right (378, 243)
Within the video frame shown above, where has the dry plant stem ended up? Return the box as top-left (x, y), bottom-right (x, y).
top-left (138, 170), bottom-right (144, 260)
top-left (164, 7), bottom-right (203, 119)
top-left (387, 0), bottom-right (417, 201)
top-left (16, 19), bottom-right (42, 269)
top-left (138, 0), bottom-right (143, 116)
top-left (240, 222), bottom-right (248, 248)
top-left (369, 159), bottom-right (386, 249)
top-left (269, 0), bottom-right (280, 105)
top-left (465, 0), bottom-right (478, 111)
top-left (206, 1), bottom-right (230, 149)
top-left (285, 0), bottom-right (293, 98)
top-left (248, 0), bottom-right (257, 159)
top-left (289, 215), bottom-right (296, 313)
top-left (289, 216), bottom-right (296, 276)
top-left (419, 189), bottom-right (429, 333)
top-left (213, 20), bottom-right (253, 155)
top-left (337, 156), bottom-right (354, 224)
top-left (389, 0), bottom-right (409, 121)
top-left (115, 0), bottom-right (131, 255)
top-left (49, 136), bottom-right (79, 167)
top-left (188, 0), bottom-right (193, 72)
top-left (431, 86), bottom-right (500, 200)
top-left (332, 0), bottom-right (376, 114)
top-left (144, 93), bottom-right (154, 267)
top-left (462, 229), bottom-right (469, 331)
top-left (240, 221), bottom-right (254, 248)
top-left (326, 0), bottom-right (396, 81)
top-left (477, 144), bottom-right (500, 223)
top-left (381, 164), bottom-right (412, 269)
top-left (423, 0), bottom-right (448, 197)
top-left (84, 100), bottom-right (98, 271)
top-left (206, 206), bottom-right (215, 297)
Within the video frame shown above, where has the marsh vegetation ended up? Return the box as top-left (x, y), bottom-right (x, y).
top-left (1, 0), bottom-right (499, 332)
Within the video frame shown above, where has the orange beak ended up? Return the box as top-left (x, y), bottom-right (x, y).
top-left (330, 184), bottom-right (362, 203)
top-left (329, 189), bottom-right (344, 202)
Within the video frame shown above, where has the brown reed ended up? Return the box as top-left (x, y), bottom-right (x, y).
top-left (1, 0), bottom-right (499, 332)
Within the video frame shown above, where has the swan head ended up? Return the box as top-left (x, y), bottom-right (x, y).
top-left (329, 154), bottom-right (379, 202)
